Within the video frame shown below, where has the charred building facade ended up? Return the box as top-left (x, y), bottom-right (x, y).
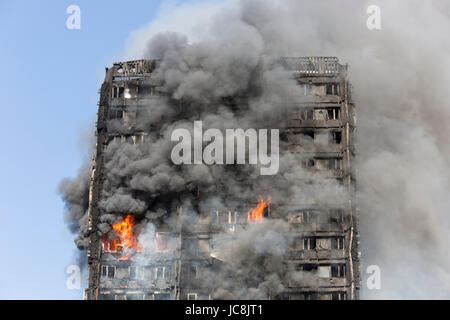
top-left (84, 57), bottom-right (360, 300)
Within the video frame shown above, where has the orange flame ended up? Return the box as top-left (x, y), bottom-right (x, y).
top-left (111, 214), bottom-right (143, 260)
top-left (249, 195), bottom-right (271, 223)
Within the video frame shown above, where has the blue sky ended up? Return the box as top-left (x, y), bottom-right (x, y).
top-left (0, 0), bottom-right (167, 299)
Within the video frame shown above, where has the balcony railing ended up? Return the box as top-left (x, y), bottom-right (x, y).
top-left (279, 57), bottom-right (340, 75)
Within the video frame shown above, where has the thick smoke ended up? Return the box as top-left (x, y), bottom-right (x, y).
top-left (60, 0), bottom-right (450, 298)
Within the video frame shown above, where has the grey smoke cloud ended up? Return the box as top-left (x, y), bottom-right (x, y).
top-left (59, 0), bottom-right (450, 299)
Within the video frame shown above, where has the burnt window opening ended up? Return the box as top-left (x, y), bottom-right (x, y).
top-left (118, 87), bottom-right (124, 98)
top-left (304, 292), bottom-right (318, 300)
top-left (301, 158), bottom-right (315, 169)
top-left (109, 109), bottom-right (123, 120)
top-left (331, 236), bottom-right (345, 250)
top-left (331, 264), bottom-right (346, 278)
top-left (326, 83), bottom-right (340, 95)
top-left (303, 237), bottom-right (316, 250)
top-left (302, 264), bottom-right (318, 272)
top-left (329, 131), bottom-right (342, 144)
top-left (303, 131), bottom-right (315, 139)
top-left (327, 107), bottom-right (341, 120)
top-left (331, 292), bottom-right (347, 300)
top-left (330, 209), bottom-right (344, 224)
top-left (300, 109), bottom-right (314, 120)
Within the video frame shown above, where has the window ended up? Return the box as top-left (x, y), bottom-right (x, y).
top-left (154, 293), bottom-right (170, 300)
top-left (109, 110), bottom-right (123, 120)
top-left (107, 266), bottom-right (115, 278)
top-left (118, 87), bottom-right (124, 98)
top-left (327, 107), bottom-right (341, 120)
top-left (303, 237), bottom-right (316, 250)
top-left (143, 266), bottom-right (154, 280)
top-left (330, 209), bottom-right (344, 223)
top-left (300, 84), bottom-right (312, 96)
top-left (331, 264), bottom-right (346, 277)
top-left (301, 159), bottom-right (315, 169)
top-left (331, 292), bottom-right (347, 300)
top-left (155, 266), bottom-right (165, 279)
top-left (228, 211), bottom-right (237, 224)
top-left (304, 293), bottom-right (318, 300)
top-left (329, 131), bottom-right (342, 144)
top-left (300, 109), bottom-right (314, 120)
top-left (129, 266), bottom-right (137, 280)
top-left (325, 83), bottom-right (340, 95)
top-left (328, 158), bottom-right (342, 170)
top-left (331, 236), bottom-right (345, 250)
top-left (101, 265), bottom-right (107, 277)
top-left (326, 84), bottom-right (333, 95)
top-left (187, 293), bottom-right (198, 300)
top-left (302, 264), bottom-right (318, 272)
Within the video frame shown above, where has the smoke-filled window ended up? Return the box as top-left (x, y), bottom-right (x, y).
top-left (329, 131), bottom-right (342, 144)
top-left (329, 209), bottom-right (344, 224)
top-left (326, 83), bottom-right (340, 95)
top-left (129, 266), bottom-right (137, 280)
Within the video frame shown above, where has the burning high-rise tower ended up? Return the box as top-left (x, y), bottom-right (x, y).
top-left (80, 56), bottom-right (360, 300)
